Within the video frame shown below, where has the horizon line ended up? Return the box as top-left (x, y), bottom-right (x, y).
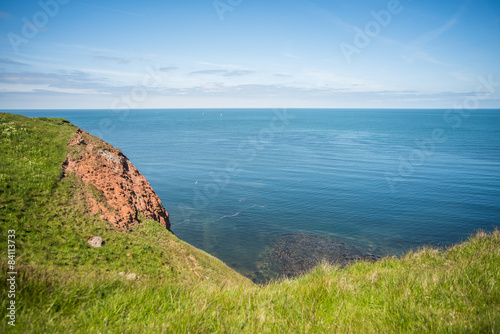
top-left (2, 107), bottom-right (500, 111)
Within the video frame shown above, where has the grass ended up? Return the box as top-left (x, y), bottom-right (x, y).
top-left (1, 230), bottom-right (498, 333)
top-left (1, 113), bottom-right (499, 333)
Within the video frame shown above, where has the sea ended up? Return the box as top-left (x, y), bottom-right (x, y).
top-left (7, 108), bottom-right (500, 282)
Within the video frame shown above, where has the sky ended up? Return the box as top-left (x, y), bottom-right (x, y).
top-left (0, 0), bottom-right (499, 109)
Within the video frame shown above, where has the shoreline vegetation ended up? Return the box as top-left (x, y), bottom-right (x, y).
top-left (1, 113), bottom-right (499, 332)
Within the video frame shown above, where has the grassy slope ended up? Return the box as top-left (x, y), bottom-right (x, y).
top-left (0, 113), bottom-right (251, 281)
top-left (1, 113), bottom-right (499, 333)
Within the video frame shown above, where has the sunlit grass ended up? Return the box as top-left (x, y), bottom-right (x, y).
top-left (1, 229), bottom-right (498, 333)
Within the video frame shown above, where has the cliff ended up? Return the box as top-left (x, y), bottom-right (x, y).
top-left (63, 129), bottom-right (170, 230)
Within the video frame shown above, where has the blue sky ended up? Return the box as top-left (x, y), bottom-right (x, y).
top-left (0, 0), bottom-right (499, 109)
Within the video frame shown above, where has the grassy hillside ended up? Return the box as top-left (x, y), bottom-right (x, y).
top-left (0, 113), bottom-right (251, 284)
top-left (1, 113), bottom-right (499, 333)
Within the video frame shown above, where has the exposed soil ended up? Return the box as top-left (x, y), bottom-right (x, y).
top-left (63, 129), bottom-right (170, 230)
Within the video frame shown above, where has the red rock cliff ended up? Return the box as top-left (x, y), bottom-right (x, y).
top-left (63, 129), bottom-right (170, 230)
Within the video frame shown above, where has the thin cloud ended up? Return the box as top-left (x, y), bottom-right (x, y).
top-left (412, 3), bottom-right (466, 47)
top-left (2, 79), bottom-right (492, 109)
top-left (93, 55), bottom-right (130, 64)
top-left (74, 1), bottom-right (144, 17)
top-left (190, 70), bottom-right (255, 77)
top-left (449, 71), bottom-right (474, 82)
top-left (0, 58), bottom-right (28, 66)
top-left (190, 70), bottom-right (227, 76)
top-left (224, 70), bottom-right (255, 77)
top-left (289, 0), bottom-right (356, 32)
top-left (171, 84), bottom-right (476, 103)
top-left (377, 33), bottom-right (455, 67)
top-left (0, 70), bottom-right (110, 92)
top-left (402, 46), bottom-right (453, 66)
top-left (0, 11), bottom-right (12, 19)
top-left (282, 53), bottom-right (302, 59)
top-left (159, 67), bottom-right (178, 72)
top-left (56, 44), bottom-right (119, 54)
top-left (196, 61), bottom-right (246, 70)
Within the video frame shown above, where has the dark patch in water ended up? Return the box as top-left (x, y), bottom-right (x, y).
top-left (250, 233), bottom-right (380, 283)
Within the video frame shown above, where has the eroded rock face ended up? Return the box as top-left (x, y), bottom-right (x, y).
top-left (64, 129), bottom-right (170, 230)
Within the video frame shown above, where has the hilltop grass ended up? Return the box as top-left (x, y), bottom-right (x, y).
top-left (1, 113), bottom-right (499, 333)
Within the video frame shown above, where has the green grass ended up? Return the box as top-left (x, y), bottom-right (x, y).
top-left (0, 115), bottom-right (76, 226)
top-left (1, 113), bottom-right (499, 333)
top-left (1, 230), bottom-right (498, 333)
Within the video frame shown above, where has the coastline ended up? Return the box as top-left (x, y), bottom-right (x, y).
top-left (1, 113), bottom-right (499, 332)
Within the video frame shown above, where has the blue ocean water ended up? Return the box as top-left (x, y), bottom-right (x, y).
top-left (8, 109), bottom-right (500, 279)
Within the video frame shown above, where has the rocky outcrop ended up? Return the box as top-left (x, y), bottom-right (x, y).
top-left (63, 129), bottom-right (170, 230)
